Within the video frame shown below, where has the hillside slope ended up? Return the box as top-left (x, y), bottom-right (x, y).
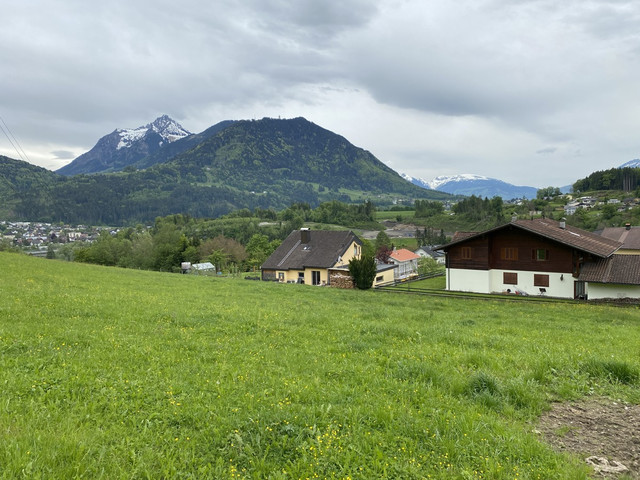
top-left (0, 156), bottom-right (61, 218)
top-left (173, 117), bottom-right (433, 195)
top-left (1, 252), bottom-right (637, 478)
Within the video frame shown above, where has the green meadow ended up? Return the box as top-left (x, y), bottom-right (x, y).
top-left (1, 252), bottom-right (639, 479)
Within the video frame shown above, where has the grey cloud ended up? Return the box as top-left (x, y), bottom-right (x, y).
top-left (1, 0), bottom-right (639, 188)
top-left (51, 150), bottom-right (76, 160)
top-left (536, 148), bottom-right (557, 155)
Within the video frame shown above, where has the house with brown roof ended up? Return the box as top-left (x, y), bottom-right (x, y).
top-left (438, 218), bottom-right (623, 299)
top-left (261, 228), bottom-right (363, 286)
top-left (599, 224), bottom-right (640, 254)
top-left (576, 223), bottom-right (640, 299)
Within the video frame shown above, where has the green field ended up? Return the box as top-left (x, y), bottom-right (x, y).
top-left (1, 252), bottom-right (639, 479)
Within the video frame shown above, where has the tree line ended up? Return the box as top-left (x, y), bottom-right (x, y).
top-left (573, 167), bottom-right (640, 194)
top-left (66, 201), bottom-right (378, 273)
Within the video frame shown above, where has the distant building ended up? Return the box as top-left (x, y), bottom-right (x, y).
top-left (388, 248), bottom-right (420, 279)
top-left (415, 245), bottom-right (446, 265)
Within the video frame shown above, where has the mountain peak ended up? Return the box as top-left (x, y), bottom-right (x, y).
top-left (57, 115), bottom-right (193, 175)
top-left (116, 115), bottom-right (191, 150)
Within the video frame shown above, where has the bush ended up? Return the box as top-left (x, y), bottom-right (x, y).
top-left (348, 255), bottom-right (377, 290)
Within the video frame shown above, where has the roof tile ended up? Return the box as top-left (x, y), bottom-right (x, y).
top-left (579, 254), bottom-right (640, 285)
top-left (389, 248), bottom-right (420, 262)
top-left (262, 230), bottom-right (361, 270)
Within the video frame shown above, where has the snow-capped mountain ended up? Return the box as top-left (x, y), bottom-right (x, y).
top-left (402, 173), bottom-right (538, 199)
top-left (57, 115), bottom-right (192, 176)
top-left (619, 159), bottom-right (640, 169)
top-left (116, 114), bottom-right (191, 150)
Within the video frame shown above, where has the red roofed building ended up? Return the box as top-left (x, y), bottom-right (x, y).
top-left (388, 248), bottom-right (420, 280)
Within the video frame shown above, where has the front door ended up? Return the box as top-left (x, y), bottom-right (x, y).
top-left (311, 270), bottom-right (321, 285)
top-left (575, 281), bottom-right (586, 300)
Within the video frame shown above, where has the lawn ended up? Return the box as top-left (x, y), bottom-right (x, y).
top-left (374, 210), bottom-right (415, 221)
top-left (1, 252), bottom-right (639, 478)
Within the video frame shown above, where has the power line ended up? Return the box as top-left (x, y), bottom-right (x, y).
top-left (0, 115), bottom-right (31, 163)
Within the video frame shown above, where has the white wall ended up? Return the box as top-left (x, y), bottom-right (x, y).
top-left (446, 269), bottom-right (492, 293)
top-left (488, 270), bottom-right (575, 298)
top-left (446, 268), bottom-right (575, 298)
top-left (587, 283), bottom-right (640, 300)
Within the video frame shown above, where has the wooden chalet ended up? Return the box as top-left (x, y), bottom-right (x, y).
top-left (438, 218), bottom-right (623, 299)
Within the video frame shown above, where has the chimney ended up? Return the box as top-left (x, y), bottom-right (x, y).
top-left (511, 214), bottom-right (518, 222)
top-left (559, 218), bottom-right (566, 229)
top-left (300, 227), bottom-right (310, 244)
top-left (626, 223), bottom-right (631, 231)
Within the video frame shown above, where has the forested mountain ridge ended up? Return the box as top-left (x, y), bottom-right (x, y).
top-left (573, 166), bottom-right (640, 193)
top-left (0, 156), bottom-right (62, 218)
top-left (131, 120), bottom-right (237, 170)
top-left (1, 118), bottom-right (449, 224)
top-left (170, 117), bottom-right (428, 194)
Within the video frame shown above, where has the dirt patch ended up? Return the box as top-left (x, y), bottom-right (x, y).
top-left (537, 398), bottom-right (640, 478)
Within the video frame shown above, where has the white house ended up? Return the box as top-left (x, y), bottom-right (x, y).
top-left (388, 248), bottom-right (420, 280)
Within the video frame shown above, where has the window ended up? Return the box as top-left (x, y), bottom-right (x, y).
top-left (461, 247), bottom-right (472, 259)
top-left (500, 247), bottom-right (518, 261)
top-left (376, 275), bottom-right (383, 282)
top-left (534, 274), bottom-right (549, 287)
top-left (533, 249), bottom-right (549, 261)
top-left (503, 272), bottom-right (518, 284)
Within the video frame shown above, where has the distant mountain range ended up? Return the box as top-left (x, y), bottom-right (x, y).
top-left (1, 117), bottom-right (448, 224)
top-left (619, 159), bottom-right (640, 169)
top-left (401, 173), bottom-right (538, 200)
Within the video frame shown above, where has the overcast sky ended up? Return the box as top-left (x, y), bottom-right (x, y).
top-left (1, 0), bottom-right (639, 188)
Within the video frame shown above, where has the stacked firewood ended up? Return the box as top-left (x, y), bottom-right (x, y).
top-left (329, 273), bottom-right (354, 289)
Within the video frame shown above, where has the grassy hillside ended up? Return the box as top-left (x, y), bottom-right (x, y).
top-left (1, 252), bottom-right (639, 478)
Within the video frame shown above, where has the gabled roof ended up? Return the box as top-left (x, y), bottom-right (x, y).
top-left (389, 248), bottom-right (420, 262)
top-left (451, 231), bottom-right (478, 242)
top-left (261, 229), bottom-right (361, 271)
top-left (579, 254), bottom-right (640, 285)
top-left (600, 226), bottom-right (640, 250)
top-left (417, 246), bottom-right (445, 258)
top-left (439, 218), bottom-right (622, 258)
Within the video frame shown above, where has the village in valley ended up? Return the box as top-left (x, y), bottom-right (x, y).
top-left (5, 186), bottom-right (640, 302)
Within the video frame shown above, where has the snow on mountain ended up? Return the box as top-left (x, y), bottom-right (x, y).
top-left (116, 115), bottom-right (191, 150)
top-left (619, 159), bottom-right (640, 169)
top-left (400, 173), bottom-right (430, 189)
top-left (427, 174), bottom-right (489, 190)
top-left (402, 172), bottom-right (537, 199)
top-left (57, 115), bottom-right (193, 176)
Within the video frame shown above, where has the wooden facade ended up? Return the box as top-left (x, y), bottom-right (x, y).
top-left (440, 219), bottom-right (622, 298)
top-left (446, 226), bottom-right (582, 275)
